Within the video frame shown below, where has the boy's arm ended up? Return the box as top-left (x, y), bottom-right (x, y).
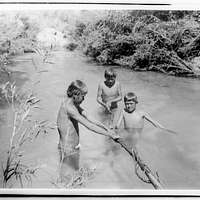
top-left (97, 83), bottom-right (111, 112)
top-left (97, 83), bottom-right (107, 108)
top-left (108, 82), bottom-right (122, 104)
top-left (82, 110), bottom-right (109, 131)
top-left (68, 106), bottom-right (119, 139)
top-left (143, 112), bottom-right (177, 135)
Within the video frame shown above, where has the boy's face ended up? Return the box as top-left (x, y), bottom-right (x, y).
top-left (105, 75), bottom-right (116, 87)
top-left (125, 100), bottom-right (136, 113)
top-left (74, 91), bottom-right (87, 105)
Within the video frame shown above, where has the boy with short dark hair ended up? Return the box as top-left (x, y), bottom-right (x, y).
top-left (57, 80), bottom-right (119, 177)
top-left (97, 68), bottom-right (122, 127)
top-left (115, 92), bottom-right (176, 148)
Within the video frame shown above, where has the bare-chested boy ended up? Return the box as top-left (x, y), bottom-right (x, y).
top-left (97, 68), bottom-right (122, 128)
top-left (57, 80), bottom-right (119, 178)
top-left (115, 92), bottom-right (176, 149)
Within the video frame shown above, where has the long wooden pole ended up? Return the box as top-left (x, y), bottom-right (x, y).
top-left (113, 138), bottom-right (163, 189)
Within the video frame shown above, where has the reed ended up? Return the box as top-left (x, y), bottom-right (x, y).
top-left (1, 82), bottom-right (51, 188)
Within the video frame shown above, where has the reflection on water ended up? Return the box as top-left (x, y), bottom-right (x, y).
top-left (1, 51), bottom-right (200, 189)
top-left (59, 150), bottom-right (80, 183)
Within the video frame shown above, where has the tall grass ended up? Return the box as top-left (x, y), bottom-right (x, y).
top-left (0, 82), bottom-right (51, 188)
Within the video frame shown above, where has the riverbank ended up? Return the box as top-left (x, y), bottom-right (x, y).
top-left (73, 11), bottom-right (200, 78)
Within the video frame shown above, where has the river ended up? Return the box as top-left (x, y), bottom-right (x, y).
top-left (0, 50), bottom-right (200, 189)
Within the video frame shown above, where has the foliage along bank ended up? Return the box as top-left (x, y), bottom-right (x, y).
top-left (74, 11), bottom-right (200, 77)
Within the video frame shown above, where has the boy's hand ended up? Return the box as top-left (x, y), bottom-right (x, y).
top-left (161, 127), bottom-right (178, 135)
top-left (108, 129), bottom-right (120, 140)
top-left (107, 101), bottom-right (111, 107)
top-left (105, 103), bottom-right (111, 113)
top-left (158, 124), bottom-right (178, 135)
top-left (112, 134), bottom-right (120, 140)
top-left (75, 143), bottom-right (81, 149)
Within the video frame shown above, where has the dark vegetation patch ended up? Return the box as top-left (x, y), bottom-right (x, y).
top-left (73, 10), bottom-right (200, 77)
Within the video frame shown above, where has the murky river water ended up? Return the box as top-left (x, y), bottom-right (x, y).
top-left (1, 50), bottom-right (200, 189)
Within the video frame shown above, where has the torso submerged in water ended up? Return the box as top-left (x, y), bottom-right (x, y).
top-left (100, 80), bottom-right (121, 109)
top-left (121, 110), bottom-right (145, 146)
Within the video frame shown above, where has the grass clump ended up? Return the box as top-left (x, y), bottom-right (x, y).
top-left (0, 82), bottom-right (51, 188)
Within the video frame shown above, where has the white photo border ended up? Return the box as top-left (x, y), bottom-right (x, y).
top-left (0, 0), bottom-right (200, 196)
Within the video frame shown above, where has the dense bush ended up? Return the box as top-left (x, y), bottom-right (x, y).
top-left (74, 10), bottom-right (200, 77)
top-left (0, 12), bottom-right (42, 73)
top-left (0, 13), bottom-right (40, 54)
top-left (64, 42), bottom-right (78, 51)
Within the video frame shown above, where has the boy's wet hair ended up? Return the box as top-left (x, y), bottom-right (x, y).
top-left (67, 80), bottom-right (88, 97)
top-left (124, 92), bottom-right (138, 103)
top-left (104, 68), bottom-right (117, 79)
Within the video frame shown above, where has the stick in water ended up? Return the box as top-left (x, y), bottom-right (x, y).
top-left (113, 138), bottom-right (163, 189)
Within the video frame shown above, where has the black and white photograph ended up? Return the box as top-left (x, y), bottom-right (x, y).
top-left (0, 1), bottom-right (200, 194)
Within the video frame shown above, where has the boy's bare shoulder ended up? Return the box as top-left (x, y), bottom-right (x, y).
top-left (62, 98), bottom-right (76, 113)
top-left (116, 80), bottom-right (120, 85)
top-left (98, 80), bottom-right (104, 87)
top-left (116, 81), bottom-right (122, 89)
top-left (137, 110), bottom-right (146, 117)
top-left (62, 97), bottom-right (70, 106)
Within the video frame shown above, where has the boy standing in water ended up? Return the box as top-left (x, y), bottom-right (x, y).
top-left (97, 68), bottom-right (122, 128)
top-left (115, 92), bottom-right (176, 149)
top-left (57, 80), bottom-right (119, 178)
